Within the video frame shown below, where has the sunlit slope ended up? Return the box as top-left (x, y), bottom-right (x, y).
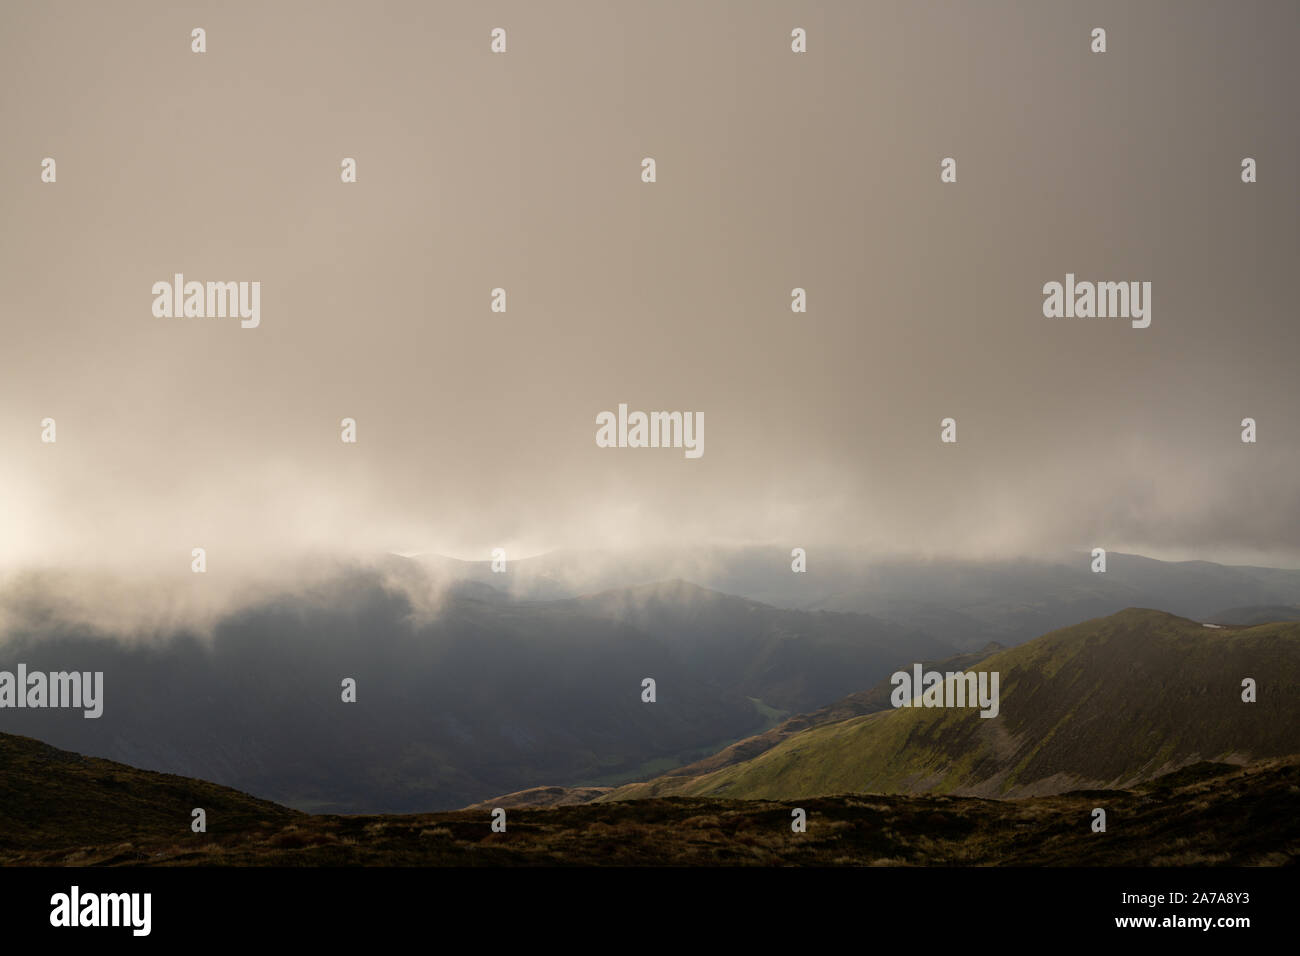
top-left (605, 609), bottom-right (1300, 801)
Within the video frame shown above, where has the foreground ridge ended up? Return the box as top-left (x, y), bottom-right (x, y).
top-left (1, 732), bottom-right (1296, 866)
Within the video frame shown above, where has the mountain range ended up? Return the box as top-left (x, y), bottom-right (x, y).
top-left (409, 548), bottom-right (1300, 648)
top-left (3, 551), bottom-right (1300, 815)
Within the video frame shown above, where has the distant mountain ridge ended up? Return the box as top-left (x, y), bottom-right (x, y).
top-left (406, 548), bottom-right (1300, 649)
top-left (1209, 604), bottom-right (1300, 626)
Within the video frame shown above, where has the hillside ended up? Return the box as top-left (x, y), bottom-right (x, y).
top-left (626, 641), bottom-right (1006, 782)
top-left (0, 732), bottom-right (298, 861)
top-left (603, 609), bottom-right (1300, 802)
top-left (1, 731), bottom-right (1294, 865)
top-left (459, 643), bottom-right (1006, 811)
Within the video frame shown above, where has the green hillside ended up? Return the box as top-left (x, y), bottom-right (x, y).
top-left (604, 609), bottom-right (1300, 801)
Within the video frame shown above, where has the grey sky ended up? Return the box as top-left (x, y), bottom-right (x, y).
top-left (1, 0), bottom-right (1296, 578)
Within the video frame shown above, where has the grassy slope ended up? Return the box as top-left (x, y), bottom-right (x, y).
top-left (604, 609), bottom-right (1300, 801)
top-left (649, 644), bottom-right (1003, 783)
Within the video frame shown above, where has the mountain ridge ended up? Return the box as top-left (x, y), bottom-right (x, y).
top-left (601, 608), bottom-right (1300, 802)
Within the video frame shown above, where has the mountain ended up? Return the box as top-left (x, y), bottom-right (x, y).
top-left (407, 548), bottom-right (1300, 650)
top-left (3, 731), bottom-right (1295, 866)
top-left (790, 553), bottom-right (1300, 648)
top-left (603, 609), bottom-right (1300, 802)
top-left (7, 548), bottom-right (1300, 815)
top-left (0, 569), bottom-right (946, 813)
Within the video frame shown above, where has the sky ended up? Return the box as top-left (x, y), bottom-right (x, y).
top-left (2, 0), bottom-right (1297, 583)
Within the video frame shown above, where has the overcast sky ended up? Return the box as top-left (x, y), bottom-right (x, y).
top-left (2, 0), bottom-right (1297, 580)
